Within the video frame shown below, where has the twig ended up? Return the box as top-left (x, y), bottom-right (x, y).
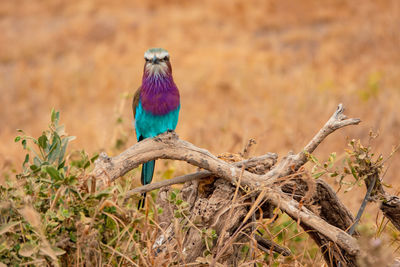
top-left (126, 171), bottom-right (210, 197)
top-left (254, 233), bottom-right (291, 256)
top-left (265, 104), bottom-right (361, 181)
top-left (124, 154), bottom-right (277, 198)
top-left (348, 177), bottom-right (376, 235)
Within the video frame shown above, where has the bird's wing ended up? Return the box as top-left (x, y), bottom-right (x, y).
top-left (132, 86), bottom-right (141, 118)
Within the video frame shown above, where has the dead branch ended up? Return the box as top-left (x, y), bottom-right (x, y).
top-left (264, 104), bottom-right (361, 181)
top-left (264, 187), bottom-right (359, 255)
top-left (281, 178), bottom-right (358, 265)
top-left (93, 104), bottom-right (359, 189)
top-left (124, 153), bottom-right (277, 197)
top-left (92, 132), bottom-right (264, 189)
top-left (254, 234), bottom-right (291, 256)
top-left (91, 104), bottom-right (362, 265)
top-left (381, 196), bottom-right (400, 231)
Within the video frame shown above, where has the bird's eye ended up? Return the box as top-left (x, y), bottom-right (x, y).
top-left (145, 58), bottom-right (149, 62)
top-left (163, 56), bottom-right (169, 61)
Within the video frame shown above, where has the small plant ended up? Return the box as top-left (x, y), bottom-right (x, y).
top-left (307, 133), bottom-right (395, 194)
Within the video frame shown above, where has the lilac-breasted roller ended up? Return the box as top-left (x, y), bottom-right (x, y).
top-left (132, 48), bottom-right (180, 208)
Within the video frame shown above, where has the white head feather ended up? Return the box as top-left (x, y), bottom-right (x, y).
top-left (144, 48), bottom-right (170, 76)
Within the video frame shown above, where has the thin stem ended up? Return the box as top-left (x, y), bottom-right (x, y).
top-left (347, 177), bottom-right (376, 235)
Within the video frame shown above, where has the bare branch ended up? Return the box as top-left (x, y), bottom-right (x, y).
top-left (126, 171), bottom-right (210, 196)
top-left (254, 234), bottom-right (291, 256)
top-left (125, 153), bottom-right (277, 197)
top-left (304, 103), bottom-right (361, 155)
top-left (92, 132), bottom-right (266, 189)
top-left (266, 187), bottom-right (359, 255)
top-left (265, 103), bottom-right (361, 181)
top-left (93, 104), bottom-right (359, 189)
top-left (90, 103), bottom-right (362, 258)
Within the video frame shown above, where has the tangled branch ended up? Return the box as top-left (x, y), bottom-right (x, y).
top-left (91, 103), bottom-right (362, 263)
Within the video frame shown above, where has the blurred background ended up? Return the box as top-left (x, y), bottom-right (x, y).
top-left (1, 0), bottom-right (399, 210)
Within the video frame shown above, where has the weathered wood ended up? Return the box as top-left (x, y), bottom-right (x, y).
top-left (264, 187), bottom-right (359, 256)
top-left (124, 153), bottom-right (277, 197)
top-left (281, 178), bottom-right (358, 266)
top-left (381, 195), bottom-right (400, 231)
top-left (92, 104), bottom-right (360, 190)
top-left (265, 104), bottom-right (361, 182)
top-left (90, 104), bottom-right (362, 265)
top-left (93, 131), bottom-right (264, 189)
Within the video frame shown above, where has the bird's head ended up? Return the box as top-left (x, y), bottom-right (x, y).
top-left (143, 48), bottom-right (172, 77)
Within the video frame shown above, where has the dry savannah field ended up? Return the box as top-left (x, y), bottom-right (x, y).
top-left (1, 0), bottom-right (400, 266)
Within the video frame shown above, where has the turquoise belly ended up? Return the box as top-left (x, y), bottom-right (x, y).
top-left (135, 101), bottom-right (180, 140)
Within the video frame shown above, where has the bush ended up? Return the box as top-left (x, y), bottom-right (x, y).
top-left (0, 110), bottom-right (157, 266)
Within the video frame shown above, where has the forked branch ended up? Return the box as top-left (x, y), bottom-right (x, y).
top-left (93, 104), bottom-right (360, 188)
top-left (91, 104), bottom-right (361, 256)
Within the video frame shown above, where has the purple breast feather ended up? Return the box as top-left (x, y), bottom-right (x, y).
top-left (140, 75), bottom-right (180, 116)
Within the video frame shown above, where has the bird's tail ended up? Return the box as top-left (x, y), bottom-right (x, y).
top-left (138, 160), bottom-right (155, 209)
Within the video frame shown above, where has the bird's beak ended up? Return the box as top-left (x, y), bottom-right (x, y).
top-left (152, 56), bottom-right (159, 64)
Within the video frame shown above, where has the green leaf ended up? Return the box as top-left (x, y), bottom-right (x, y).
top-left (46, 166), bottom-right (62, 181)
top-left (29, 165), bottom-right (39, 171)
top-left (350, 165), bottom-right (358, 180)
top-left (0, 221), bottom-right (20, 235)
top-left (312, 171), bottom-right (325, 179)
top-left (83, 160), bottom-right (90, 169)
top-left (22, 139), bottom-right (27, 149)
top-left (61, 208), bottom-right (71, 219)
top-left (174, 210), bottom-right (182, 218)
top-left (330, 172), bottom-right (339, 177)
top-left (309, 154), bottom-right (319, 164)
top-left (90, 153), bottom-right (99, 163)
top-left (94, 189), bottom-right (111, 199)
top-left (14, 136), bottom-right (21, 142)
top-left (57, 160), bottom-right (65, 170)
top-left (51, 109), bottom-right (59, 124)
top-left (69, 232), bottom-right (77, 242)
top-left (47, 136), bottom-right (61, 164)
top-left (38, 134), bottom-right (48, 149)
top-left (23, 154), bottom-right (30, 168)
top-left (58, 136), bottom-right (75, 165)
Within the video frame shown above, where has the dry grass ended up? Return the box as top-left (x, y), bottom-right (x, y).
top-left (1, 0), bottom-right (400, 245)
